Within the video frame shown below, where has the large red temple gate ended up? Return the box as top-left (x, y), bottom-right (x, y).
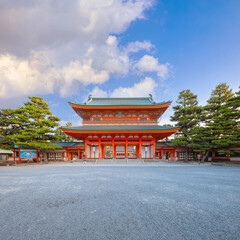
top-left (62, 95), bottom-right (179, 160)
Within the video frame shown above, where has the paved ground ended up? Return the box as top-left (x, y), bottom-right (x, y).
top-left (0, 162), bottom-right (239, 240)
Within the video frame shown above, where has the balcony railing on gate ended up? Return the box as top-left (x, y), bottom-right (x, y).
top-left (82, 119), bottom-right (158, 124)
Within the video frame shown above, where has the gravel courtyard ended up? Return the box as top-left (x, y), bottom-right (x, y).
top-left (0, 162), bottom-right (239, 240)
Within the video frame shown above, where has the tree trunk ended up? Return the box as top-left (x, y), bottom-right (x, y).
top-left (201, 150), bottom-right (210, 163)
top-left (184, 146), bottom-right (188, 162)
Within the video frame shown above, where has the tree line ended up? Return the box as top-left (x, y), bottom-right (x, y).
top-left (0, 83), bottom-right (239, 162)
top-left (0, 96), bottom-right (73, 150)
top-left (171, 83), bottom-right (240, 161)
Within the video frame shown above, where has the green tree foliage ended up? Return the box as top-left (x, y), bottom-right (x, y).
top-left (191, 83), bottom-right (235, 160)
top-left (0, 96), bottom-right (61, 150)
top-left (171, 90), bottom-right (202, 161)
top-left (55, 122), bottom-right (75, 142)
top-left (215, 86), bottom-right (240, 154)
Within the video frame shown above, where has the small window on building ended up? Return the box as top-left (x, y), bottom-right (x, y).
top-left (140, 118), bottom-right (147, 121)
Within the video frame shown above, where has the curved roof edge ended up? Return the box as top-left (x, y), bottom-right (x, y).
top-left (61, 125), bottom-right (179, 131)
top-left (68, 99), bottom-right (172, 107)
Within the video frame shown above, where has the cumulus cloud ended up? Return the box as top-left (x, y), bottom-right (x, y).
top-left (0, 0), bottom-right (172, 107)
top-left (135, 55), bottom-right (170, 79)
top-left (89, 77), bottom-right (157, 99)
top-left (110, 77), bottom-right (157, 97)
top-left (0, 53), bottom-right (109, 99)
top-left (90, 86), bottom-right (108, 98)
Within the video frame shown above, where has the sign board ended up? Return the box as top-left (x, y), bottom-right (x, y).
top-left (20, 150), bottom-right (37, 159)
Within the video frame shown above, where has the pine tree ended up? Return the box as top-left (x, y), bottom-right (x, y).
top-left (218, 86), bottom-right (240, 154)
top-left (0, 96), bottom-right (61, 150)
top-left (171, 90), bottom-right (202, 161)
top-left (55, 122), bottom-right (75, 142)
top-left (191, 83), bottom-right (234, 161)
top-left (0, 107), bottom-right (28, 149)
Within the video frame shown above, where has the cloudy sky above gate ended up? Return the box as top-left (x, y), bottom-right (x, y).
top-left (0, 0), bottom-right (239, 125)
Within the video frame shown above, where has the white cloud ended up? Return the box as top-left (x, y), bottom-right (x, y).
top-left (110, 77), bottom-right (157, 97)
top-left (0, 53), bottom-right (109, 99)
top-left (89, 77), bottom-right (157, 98)
top-left (124, 40), bottom-right (154, 54)
top-left (135, 55), bottom-right (170, 79)
top-left (0, 0), bottom-right (173, 108)
top-left (90, 86), bottom-right (108, 98)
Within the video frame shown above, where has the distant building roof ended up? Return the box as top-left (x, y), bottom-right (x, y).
top-left (0, 149), bottom-right (13, 154)
top-left (69, 94), bottom-right (171, 107)
top-left (156, 141), bottom-right (173, 147)
top-left (53, 142), bottom-right (85, 147)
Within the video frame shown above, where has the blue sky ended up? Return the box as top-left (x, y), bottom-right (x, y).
top-left (0, 0), bottom-right (239, 125)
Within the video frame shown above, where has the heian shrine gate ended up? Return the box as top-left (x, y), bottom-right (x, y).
top-left (61, 95), bottom-right (179, 160)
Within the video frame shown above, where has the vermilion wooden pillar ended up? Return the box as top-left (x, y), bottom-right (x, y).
top-left (19, 149), bottom-right (21, 164)
top-left (139, 138), bottom-right (142, 159)
top-left (153, 139), bottom-right (155, 159)
top-left (37, 149), bottom-right (39, 163)
top-left (85, 138), bottom-right (88, 159)
top-left (98, 138), bottom-right (101, 159)
top-left (112, 138), bottom-right (115, 159)
top-left (125, 138), bottom-right (128, 159)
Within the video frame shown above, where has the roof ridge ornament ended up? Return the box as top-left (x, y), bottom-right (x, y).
top-left (85, 94), bottom-right (92, 104)
top-left (149, 94), bottom-right (155, 103)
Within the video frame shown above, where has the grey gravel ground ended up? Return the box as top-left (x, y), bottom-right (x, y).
top-left (0, 162), bottom-right (240, 240)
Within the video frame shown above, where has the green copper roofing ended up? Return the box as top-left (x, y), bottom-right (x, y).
top-left (62, 125), bottom-right (179, 131)
top-left (53, 142), bottom-right (85, 147)
top-left (69, 94), bottom-right (171, 107)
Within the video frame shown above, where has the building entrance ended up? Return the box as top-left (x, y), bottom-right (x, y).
top-left (128, 145), bottom-right (137, 159)
top-left (116, 145), bottom-right (125, 159)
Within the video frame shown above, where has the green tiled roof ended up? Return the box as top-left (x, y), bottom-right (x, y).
top-left (53, 142), bottom-right (85, 147)
top-left (62, 125), bottom-right (179, 131)
top-left (70, 95), bottom-right (171, 107)
top-left (156, 141), bottom-right (173, 147)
